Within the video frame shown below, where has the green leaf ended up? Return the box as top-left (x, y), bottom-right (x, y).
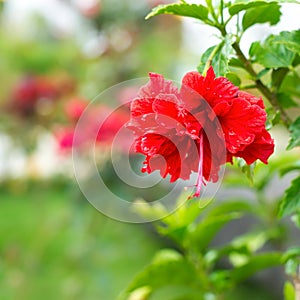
top-left (284, 281), bottom-right (295, 300)
top-left (206, 228), bottom-right (282, 269)
top-left (287, 117), bottom-right (300, 150)
top-left (280, 163), bottom-right (300, 177)
top-left (242, 3), bottom-right (281, 31)
top-left (282, 247), bottom-right (300, 263)
top-left (150, 285), bottom-right (203, 300)
top-left (121, 249), bottom-right (202, 299)
top-left (205, 200), bottom-right (255, 217)
top-left (249, 41), bottom-right (260, 57)
top-left (291, 214), bottom-right (300, 228)
top-left (249, 37), bottom-right (295, 68)
top-left (146, 2), bottom-right (209, 22)
top-left (279, 176), bottom-right (300, 217)
top-left (228, 0), bottom-right (279, 16)
top-left (229, 57), bottom-right (245, 69)
top-left (168, 193), bottom-right (209, 227)
top-left (226, 154), bottom-right (297, 190)
top-left (231, 230), bottom-right (281, 254)
top-left (132, 199), bottom-right (169, 221)
top-left (226, 72), bottom-right (241, 86)
top-left (272, 30), bottom-right (300, 55)
top-left (256, 68), bottom-right (270, 79)
top-left (280, 74), bottom-right (300, 97)
top-left (197, 45), bottom-right (228, 77)
top-left (155, 194), bottom-right (210, 244)
top-left (271, 67), bottom-right (289, 88)
top-left (236, 158), bottom-right (256, 185)
top-left (230, 252), bottom-right (283, 282)
top-left (285, 258), bottom-right (299, 277)
top-left (293, 54), bottom-right (300, 66)
top-left (266, 107), bottom-right (281, 129)
top-left (126, 286), bottom-right (151, 300)
top-left (277, 93), bottom-right (298, 109)
top-left (187, 213), bottom-right (242, 252)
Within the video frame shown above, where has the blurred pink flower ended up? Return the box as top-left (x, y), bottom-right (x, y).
top-left (65, 97), bottom-right (89, 122)
top-left (56, 103), bottom-right (130, 153)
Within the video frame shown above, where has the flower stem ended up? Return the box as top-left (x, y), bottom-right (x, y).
top-left (202, 41), bottom-right (224, 76)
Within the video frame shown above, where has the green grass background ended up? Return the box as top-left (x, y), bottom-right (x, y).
top-left (0, 179), bottom-right (160, 300)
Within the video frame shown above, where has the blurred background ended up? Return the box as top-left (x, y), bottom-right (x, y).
top-left (0, 0), bottom-right (182, 299)
top-left (0, 0), bottom-right (299, 299)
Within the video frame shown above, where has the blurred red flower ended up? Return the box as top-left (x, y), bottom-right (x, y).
top-left (56, 103), bottom-right (130, 153)
top-left (10, 75), bottom-right (57, 116)
top-left (127, 67), bottom-right (274, 197)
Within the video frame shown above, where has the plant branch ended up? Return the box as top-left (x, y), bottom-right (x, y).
top-left (206, 0), bottom-right (218, 23)
top-left (220, 0), bottom-right (224, 25)
top-left (240, 84), bottom-right (257, 90)
top-left (231, 42), bottom-right (292, 127)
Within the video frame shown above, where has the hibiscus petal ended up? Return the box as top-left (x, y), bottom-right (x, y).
top-left (238, 91), bottom-right (265, 109)
top-left (130, 97), bottom-right (154, 117)
top-left (134, 133), bottom-right (198, 182)
top-left (139, 72), bottom-right (179, 98)
top-left (232, 129), bottom-right (274, 165)
top-left (214, 98), bottom-right (266, 153)
top-left (181, 67), bottom-right (238, 109)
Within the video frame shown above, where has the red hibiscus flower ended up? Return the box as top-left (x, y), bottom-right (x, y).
top-left (127, 67), bottom-right (274, 198)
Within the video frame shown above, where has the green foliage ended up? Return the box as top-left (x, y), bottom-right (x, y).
top-left (225, 72), bottom-right (241, 86)
top-left (146, 2), bottom-right (209, 23)
top-left (285, 259), bottom-right (299, 277)
top-left (229, 252), bottom-right (283, 282)
top-left (272, 30), bottom-right (300, 55)
top-left (235, 158), bottom-right (256, 185)
top-left (228, 0), bottom-right (300, 16)
top-left (123, 191), bottom-right (288, 299)
top-left (291, 214), bottom-right (300, 228)
top-left (280, 162), bottom-right (300, 177)
top-left (249, 38), bottom-right (295, 68)
top-left (0, 180), bottom-right (160, 300)
top-left (187, 212), bottom-right (242, 252)
top-left (197, 45), bottom-right (228, 77)
top-left (282, 247), bottom-right (300, 263)
top-left (228, 0), bottom-right (279, 16)
top-left (276, 94), bottom-right (297, 109)
top-left (242, 3), bottom-right (281, 30)
top-left (271, 68), bottom-right (289, 89)
top-left (284, 281), bottom-right (295, 300)
top-left (119, 249), bottom-right (203, 300)
top-left (287, 117), bottom-right (300, 150)
top-left (279, 176), bottom-right (300, 217)
top-left (228, 57), bottom-right (245, 69)
top-left (128, 1), bottom-right (300, 298)
top-left (280, 74), bottom-right (300, 98)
